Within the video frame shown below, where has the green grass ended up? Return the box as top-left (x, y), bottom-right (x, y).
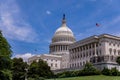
top-left (47, 75), bottom-right (120, 80)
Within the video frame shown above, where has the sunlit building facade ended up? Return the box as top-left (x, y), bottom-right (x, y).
top-left (69, 34), bottom-right (120, 71)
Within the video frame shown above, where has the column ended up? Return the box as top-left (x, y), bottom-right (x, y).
top-left (94, 43), bottom-right (97, 56)
top-left (85, 45), bottom-right (86, 58)
top-left (91, 44), bottom-right (93, 56)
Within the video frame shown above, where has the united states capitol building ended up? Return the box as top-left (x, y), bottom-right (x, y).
top-left (28, 15), bottom-right (120, 72)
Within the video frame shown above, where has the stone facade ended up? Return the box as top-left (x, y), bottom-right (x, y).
top-left (69, 34), bottom-right (120, 71)
top-left (28, 54), bottom-right (62, 70)
top-left (28, 15), bottom-right (120, 72)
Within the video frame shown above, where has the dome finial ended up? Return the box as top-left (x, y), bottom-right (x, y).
top-left (62, 14), bottom-right (66, 26)
top-left (63, 14), bottom-right (65, 20)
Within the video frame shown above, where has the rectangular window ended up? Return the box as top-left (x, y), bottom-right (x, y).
top-left (51, 63), bottom-right (53, 67)
top-left (55, 64), bottom-right (57, 67)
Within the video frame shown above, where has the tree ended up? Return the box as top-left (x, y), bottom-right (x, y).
top-left (116, 56), bottom-right (120, 65)
top-left (81, 62), bottom-right (101, 76)
top-left (102, 67), bottom-right (111, 75)
top-left (12, 58), bottom-right (28, 80)
top-left (111, 67), bottom-right (119, 76)
top-left (0, 31), bottom-right (12, 80)
top-left (28, 59), bottom-right (53, 79)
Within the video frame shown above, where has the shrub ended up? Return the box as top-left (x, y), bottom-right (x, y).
top-left (81, 62), bottom-right (101, 76)
top-left (102, 67), bottom-right (111, 75)
top-left (111, 67), bottom-right (119, 76)
top-left (71, 71), bottom-right (79, 77)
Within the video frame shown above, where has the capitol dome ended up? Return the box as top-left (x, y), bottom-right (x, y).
top-left (49, 14), bottom-right (76, 55)
top-left (52, 14), bottom-right (75, 43)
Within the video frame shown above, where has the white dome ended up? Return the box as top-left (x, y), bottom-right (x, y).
top-left (55, 25), bottom-right (72, 33)
top-left (49, 14), bottom-right (76, 55)
top-left (52, 15), bottom-right (75, 43)
top-left (54, 25), bottom-right (74, 37)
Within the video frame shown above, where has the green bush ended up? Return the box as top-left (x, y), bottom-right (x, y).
top-left (71, 71), bottom-right (79, 77)
top-left (80, 62), bottom-right (101, 76)
top-left (111, 67), bottom-right (119, 76)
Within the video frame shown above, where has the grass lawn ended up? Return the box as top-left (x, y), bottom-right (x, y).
top-left (47, 75), bottom-right (120, 80)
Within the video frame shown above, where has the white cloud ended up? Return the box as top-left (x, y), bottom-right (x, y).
top-left (0, 0), bottom-right (38, 42)
top-left (46, 10), bottom-right (51, 15)
top-left (14, 53), bottom-right (34, 62)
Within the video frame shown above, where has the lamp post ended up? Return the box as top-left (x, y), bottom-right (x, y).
top-left (25, 68), bottom-right (28, 80)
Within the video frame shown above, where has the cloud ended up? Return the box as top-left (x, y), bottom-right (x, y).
top-left (0, 0), bottom-right (38, 42)
top-left (46, 10), bottom-right (51, 15)
top-left (14, 53), bottom-right (34, 62)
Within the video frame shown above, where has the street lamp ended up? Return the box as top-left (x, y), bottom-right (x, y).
top-left (25, 68), bottom-right (28, 80)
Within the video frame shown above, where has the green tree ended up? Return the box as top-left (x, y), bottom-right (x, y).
top-left (81, 62), bottom-right (101, 76)
top-left (12, 58), bottom-right (28, 80)
top-left (0, 31), bottom-right (12, 80)
top-left (28, 59), bottom-right (53, 79)
top-left (102, 67), bottom-right (111, 75)
top-left (111, 67), bottom-right (119, 76)
top-left (116, 56), bottom-right (120, 65)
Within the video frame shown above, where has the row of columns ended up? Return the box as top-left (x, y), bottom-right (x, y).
top-left (70, 43), bottom-right (98, 67)
top-left (70, 61), bottom-right (87, 68)
top-left (70, 42), bottom-right (98, 53)
top-left (50, 45), bottom-right (68, 52)
top-left (52, 37), bottom-right (75, 42)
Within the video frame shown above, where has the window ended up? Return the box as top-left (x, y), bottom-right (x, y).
top-left (99, 49), bottom-right (101, 55)
top-left (113, 43), bottom-right (115, 46)
top-left (96, 44), bottom-right (98, 47)
top-left (77, 63), bottom-right (79, 67)
top-left (114, 49), bottom-right (116, 55)
top-left (109, 43), bottom-right (111, 45)
top-left (55, 64), bottom-right (57, 67)
top-left (118, 50), bottom-right (120, 55)
top-left (86, 52), bottom-right (88, 57)
top-left (118, 44), bottom-right (119, 47)
top-left (89, 51), bottom-right (91, 56)
top-left (83, 62), bottom-right (85, 65)
top-left (51, 63), bottom-right (53, 67)
top-left (109, 48), bottom-right (112, 55)
top-left (93, 52), bottom-right (95, 56)
top-left (96, 50), bottom-right (98, 55)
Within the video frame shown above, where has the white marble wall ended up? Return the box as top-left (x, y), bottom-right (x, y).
top-left (69, 34), bottom-right (120, 70)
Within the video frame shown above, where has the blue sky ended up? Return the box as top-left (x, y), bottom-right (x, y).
top-left (0, 0), bottom-right (120, 60)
